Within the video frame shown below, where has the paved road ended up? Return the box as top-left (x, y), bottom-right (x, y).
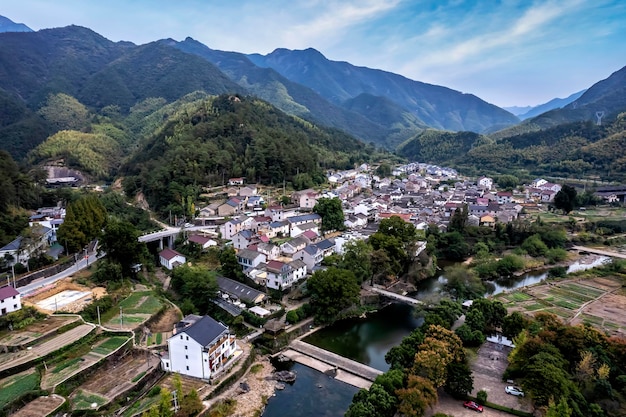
top-left (18, 253), bottom-right (99, 296)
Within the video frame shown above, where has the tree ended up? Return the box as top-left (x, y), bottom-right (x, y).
top-left (385, 328), bottom-right (424, 370)
top-left (554, 185), bottom-right (577, 214)
top-left (443, 265), bottom-right (485, 300)
top-left (396, 374), bottom-right (438, 417)
top-left (339, 240), bottom-right (373, 284)
top-left (178, 389), bottom-right (203, 417)
top-left (57, 195), bottom-right (107, 253)
top-left (100, 218), bottom-right (148, 276)
top-left (219, 247), bottom-right (245, 281)
top-left (502, 312), bottom-right (530, 339)
top-left (545, 398), bottom-right (573, 417)
top-left (346, 383), bottom-right (397, 417)
top-left (448, 205), bottom-right (468, 234)
top-left (306, 267), bottom-right (360, 324)
top-left (445, 362), bottom-right (474, 398)
top-left (170, 266), bottom-right (218, 314)
top-left (313, 197), bottom-right (345, 233)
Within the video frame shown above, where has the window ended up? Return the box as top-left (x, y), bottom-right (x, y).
top-left (186, 336), bottom-right (189, 341)
top-left (185, 355), bottom-right (188, 359)
top-left (185, 345), bottom-right (188, 350)
top-left (180, 335), bottom-right (183, 339)
top-left (186, 366), bottom-right (189, 371)
top-left (13, 305), bottom-right (17, 309)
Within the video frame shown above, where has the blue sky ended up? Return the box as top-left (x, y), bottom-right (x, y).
top-left (4, 0), bottom-right (626, 107)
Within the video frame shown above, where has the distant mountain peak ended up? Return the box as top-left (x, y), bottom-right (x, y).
top-left (0, 15), bottom-right (33, 33)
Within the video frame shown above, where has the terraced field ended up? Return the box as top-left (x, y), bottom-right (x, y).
top-left (105, 291), bottom-right (163, 330)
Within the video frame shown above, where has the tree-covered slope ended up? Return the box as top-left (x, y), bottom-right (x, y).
top-left (121, 95), bottom-right (375, 215)
top-left (161, 38), bottom-right (390, 145)
top-left (248, 47), bottom-right (520, 132)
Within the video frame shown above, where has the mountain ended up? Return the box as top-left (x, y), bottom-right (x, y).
top-left (0, 15), bottom-right (32, 33)
top-left (159, 37), bottom-right (389, 145)
top-left (121, 94), bottom-right (374, 215)
top-left (0, 26), bottom-right (243, 158)
top-left (503, 105), bottom-right (532, 116)
top-left (529, 65), bottom-right (626, 128)
top-left (247, 47), bottom-right (519, 133)
top-left (516, 90), bottom-right (586, 120)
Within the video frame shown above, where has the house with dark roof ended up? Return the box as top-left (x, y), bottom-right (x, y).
top-left (216, 276), bottom-right (266, 305)
top-left (161, 315), bottom-right (237, 380)
top-left (0, 286), bottom-right (21, 316)
top-left (159, 248), bottom-right (186, 270)
top-left (188, 234), bottom-right (217, 250)
top-left (236, 249), bottom-right (266, 269)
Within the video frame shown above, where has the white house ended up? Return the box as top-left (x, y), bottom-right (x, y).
top-left (232, 230), bottom-right (256, 250)
top-left (159, 248), bottom-right (186, 270)
top-left (0, 286), bottom-right (21, 316)
top-left (162, 315), bottom-right (237, 380)
top-left (478, 177), bottom-right (493, 190)
top-left (294, 245), bottom-right (324, 270)
top-left (187, 234), bottom-right (217, 250)
top-left (236, 249), bottom-right (267, 269)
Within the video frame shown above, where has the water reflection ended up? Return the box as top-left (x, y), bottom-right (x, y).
top-left (262, 361), bottom-right (359, 417)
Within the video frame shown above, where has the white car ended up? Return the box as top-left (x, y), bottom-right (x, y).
top-left (505, 386), bottom-right (524, 397)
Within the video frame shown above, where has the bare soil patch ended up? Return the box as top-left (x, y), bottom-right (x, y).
top-left (24, 278), bottom-right (106, 314)
top-left (11, 394), bottom-right (65, 417)
top-left (0, 316), bottom-right (78, 347)
top-left (80, 350), bottom-right (160, 401)
top-left (147, 306), bottom-right (181, 333)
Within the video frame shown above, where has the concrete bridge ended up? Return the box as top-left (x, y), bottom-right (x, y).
top-left (366, 286), bottom-right (422, 306)
top-left (571, 245), bottom-right (626, 260)
top-left (280, 340), bottom-right (382, 389)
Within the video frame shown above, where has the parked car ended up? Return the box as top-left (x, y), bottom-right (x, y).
top-left (463, 401), bottom-right (484, 412)
top-left (505, 386), bottom-right (525, 397)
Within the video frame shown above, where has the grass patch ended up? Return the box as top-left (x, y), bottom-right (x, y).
top-left (119, 292), bottom-right (162, 314)
top-left (132, 371), bottom-right (146, 383)
top-left (156, 333), bottom-right (163, 345)
top-left (553, 299), bottom-right (580, 310)
top-left (580, 314), bottom-right (604, 326)
top-left (72, 390), bottom-right (107, 410)
top-left (250, 363), bottom-right (264, 374)
top-left (91, 336), bottom-right (128, 356)
top-left (524, 303), bottom-right (546, 311)
top-left (52, 357), bottom-right (82, 373)
top-left (207, 398), bottom-right (237, 417)
top-left (508, 292), bottom-right (532, 302)
top-left (0, 372), bottom-right (39, 408)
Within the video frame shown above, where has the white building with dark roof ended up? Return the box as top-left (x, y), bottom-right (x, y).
top-left (0, 286), bottom-right (21, 316)
top-left (161, 315), bottom-right (237, 380)
top-left (159, 248), bottom-right (186, 270)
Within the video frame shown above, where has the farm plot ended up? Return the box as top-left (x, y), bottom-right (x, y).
top-left (41, 335), bottom-right (130, 390)
top-left (496, 276), bottom-right (626, 334)
top-left (105, 292), bottom-right (163, 330)
top-left (71, 390), bottom-right (108, 411)
top-left (12, 394), bottom-right (65, 417)
top-left (0, 370), bottom-right (40, 408)
top-left (0, 316), bottom-right (79, 348)
top-left (123, 373), bottom-right (207, 417)
top-left (0, 323), bottom-right (95, 373)
top-left (75, 350), bottom-right (160, 410)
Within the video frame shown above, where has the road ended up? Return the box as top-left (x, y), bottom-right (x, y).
top-left (18, 252), bottom-right (100, 297)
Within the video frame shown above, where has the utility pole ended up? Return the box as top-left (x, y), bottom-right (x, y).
top-left (97, 305), bottom-right (101, 326)
top-left (120, 306), bottom-right (123, 330)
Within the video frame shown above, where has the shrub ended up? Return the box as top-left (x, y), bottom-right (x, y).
top-left (476, 390), bottom-right (488, 405)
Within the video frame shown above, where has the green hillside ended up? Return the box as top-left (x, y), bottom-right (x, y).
top-left (121, 94), bottom-right (375, 215)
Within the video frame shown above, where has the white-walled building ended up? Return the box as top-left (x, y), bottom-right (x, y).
top-left (0, 286), bottom-right (21, 316)
top-left (161, 315), bottom-right (237, 380)
top-left (159, 248), bottom-right (186, 270)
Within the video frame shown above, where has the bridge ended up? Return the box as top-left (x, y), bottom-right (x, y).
top-left (571, 246), bottom-right (626, 260)
top-left (280, 340), bottom-right (382, 389)
top-left (365, 285), bottom-right (422, 305)
top-left (138, 225), bottom-right (217, 249)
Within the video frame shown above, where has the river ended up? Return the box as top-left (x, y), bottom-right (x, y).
top-left (262, 255), bottom-right (611, 417)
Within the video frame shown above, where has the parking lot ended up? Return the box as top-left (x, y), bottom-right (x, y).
top-left (428, 341), bottom-right (533, 416)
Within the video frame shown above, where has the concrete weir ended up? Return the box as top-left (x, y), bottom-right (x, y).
top-left (278, 340), bottom-right (383, 389)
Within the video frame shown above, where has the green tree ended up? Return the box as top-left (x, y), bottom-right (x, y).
top-left (307, 267), bottom-right (360, 324)
top-left (345, 383), bottom-right (397, 417)
top-left (178, 388), bottom-right (203, 417)
top-left (554, 184), bottom-right (577, 214)
top-left (340, 240), bottom-right (373, 284)
top-left (385, 328), bottom-right (424, 370)
top-left (313, 197), bottom-right (345, 233)
top-left (37, 93), bottom-right (90, 131)
top-left (448, 205), bottom-right (468, 234)
top-left (219, 247), bottom-right (245, 282)
top-left (444, 362), bottom-right (474, 398)
top-left (521, 234), bottom-right (549, 257)
top-left (502, 312), bottom-right (530, 339)
top-left (57, 195), bottom-right (107, 253)
top-left (545, 398), bottom-right (573, 417)
top-left (100, 218), bottom-right (148, 276)
top-left (171, 266), bottom-right (218, 314)
top-left (443, 265), bottom-right (485, 300)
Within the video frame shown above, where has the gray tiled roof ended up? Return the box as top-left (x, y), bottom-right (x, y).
top-left (179, 315), bottom-right (228, 347)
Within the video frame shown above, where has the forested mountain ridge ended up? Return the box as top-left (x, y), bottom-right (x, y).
top-left (247, 47), bottom-right (520, 132)
top-left (160, 37), bottom-right (394, 146)
top-left (0, 15), bottom-right (32, 33)
top-left (120, 94), bottom-right (376, 216)
top-left (398, 112), bottom-right (626, 182)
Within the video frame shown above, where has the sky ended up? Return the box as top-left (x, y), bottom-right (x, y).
top-left (3, 0), bottom-right (626, 108)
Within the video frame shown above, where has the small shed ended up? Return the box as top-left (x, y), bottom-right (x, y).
top-left (249, 306), bottom-right (271, 318)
